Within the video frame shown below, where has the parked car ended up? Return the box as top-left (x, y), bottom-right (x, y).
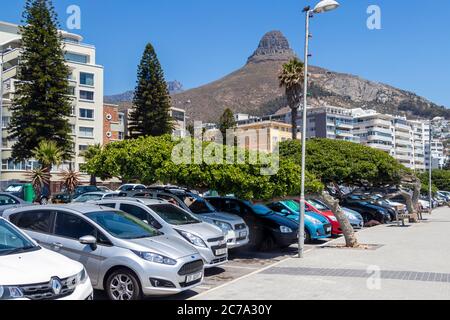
top-left (72, 192), bottom-right (120, 203)
top-left (122, 188), bottom-right (250, 249)
top-left (206, 197), bottom-right (299, 250)
top-left (4, 183), bottom-right (49, 205)
top-left (116, 184), bottom-right (147, 192)
top-left (341, 207), bottom-right (364, 229)
top-left (0, 217), bottom-right (93, 300)
top-left (95, 198), bottom-right (228, 268)
top-left (341, 195), bottom-right (391, 223)
top-left (3, 204), bottom-right (204, 300)
top-left (265, 200), bottom-right (332, 242)
top-left (438, 191), bottom-right (450, 202)
top-left (304, 199), bottom-right (342, 235)
top-left (52, 186), bottom-right (102, 204)
top-left (0, 193), bottom-right (34, 216)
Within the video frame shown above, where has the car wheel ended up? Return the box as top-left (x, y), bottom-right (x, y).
top-left (304, 229), bottom-right (312, 244)
top-left (259, 234), bottom-right (276, 251)
top-left (40, 197), bottom-right (48, 205)
top-left (106, 269), bottom-right (142, 301)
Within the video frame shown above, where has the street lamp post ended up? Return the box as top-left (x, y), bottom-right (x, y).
top-left (429, 119), bottom-right (433, 213)
top-left (298, 0), bottom-right (340, 259)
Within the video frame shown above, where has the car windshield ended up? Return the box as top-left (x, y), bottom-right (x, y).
top-left (282, 200), bottom-right (299, 212)
top-left (251, 204), bottom-right (274, 216)
top-left (179, 194), bottom-right (216, 214)
top-left (74, 194), bottom-right (103, 202)
top-left (86, 211), bottom-right (162, 239)
top-left (148, 204), bottom-right (201, 225)
top-left (308, 200), bottom-right (329, 211)
top-left (5, 185), bottom-right (22, 193)
top-left (0, 219), bottom-right (39, 256)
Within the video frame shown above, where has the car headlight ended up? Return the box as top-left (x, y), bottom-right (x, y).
top-left (329, 216), bottom-right (338, 222)
top-left (280, 226), bottom-right (293, 233)
top-left (176, 230), bottom-right (207, 248)
top-left (0, 286), bottom-right (24, 300)
top-left (133, 251), bottom-right (177, 265)
top-left (346, 214), bottom-right (357, 220)
top-left (213, 220), bottom-right (232, 232)
top-left (66, 268), bottom-right (89, 290)
top-left (307, 217), bottom-right (322, 225)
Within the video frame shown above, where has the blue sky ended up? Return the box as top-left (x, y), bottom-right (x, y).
top-left (1, 0), bottom-right (449, 107)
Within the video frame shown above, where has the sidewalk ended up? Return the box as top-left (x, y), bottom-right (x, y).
top-left (194, 207), bottom-right (450, 300)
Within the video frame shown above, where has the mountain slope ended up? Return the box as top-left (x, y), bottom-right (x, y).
top-left (171, 31), bottom-right (449, 123)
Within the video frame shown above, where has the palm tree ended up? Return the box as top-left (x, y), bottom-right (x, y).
top-left (279, 58), bottom-right (305, 140)
top-left (27, 168), bottom-right (51, 202)
top-left (82, 144), bottom-right (102, 186)
top-left (61, 169), bottom-right (81, 201)
top-left (32, 140), bottom-right (64, 196)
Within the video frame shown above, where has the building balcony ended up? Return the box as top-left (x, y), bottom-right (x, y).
top-left (2, 48), bottom-right (21, 65)
top-left (335, 122), bottom-right (353, 130)
top-left (395, 131), bottom-right (411, 139)
top-left (2, 78), bottom-right (16, 95)
top-left (367, 143), bottom-right (392, 152)
top-left (395, 154), bottom-right (412, 162)
top-left (395, 123), bottom-right (411, 132)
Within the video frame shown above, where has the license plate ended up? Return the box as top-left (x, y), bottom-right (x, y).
top-left (215, 248), bottom-right (227, 256)
top-left (326, 227), bottom-right (332, 233)
top-left (186, 272), bottom-right (202, 283)
top-left (239, 231), bottom-right (248, 238)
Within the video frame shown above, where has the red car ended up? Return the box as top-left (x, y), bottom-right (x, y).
top-left (300, 199), bottom-right (343, 236)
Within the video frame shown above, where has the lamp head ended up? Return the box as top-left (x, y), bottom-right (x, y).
top-left (313, 0), bottom-right (340, 13)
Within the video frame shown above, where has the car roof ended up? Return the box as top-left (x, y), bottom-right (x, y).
top-left (98, 197), bottom-right (167, 205)
top-left (4, 203), bottom-right (114, 215)
top-left (78, 192), bottom-right (106, 196)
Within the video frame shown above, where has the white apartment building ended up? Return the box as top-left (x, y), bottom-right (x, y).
top-left (1, 21), bottom-right (104, 182)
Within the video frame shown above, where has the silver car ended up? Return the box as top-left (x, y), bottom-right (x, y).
top-left (72, 192), bottom-right (119, 203)
top-left (3, 204), bottom-right (204, 300)
top-left (96, 198), bottom-right (229, 268)
top-left (0, 193), bottom-right (34, 216)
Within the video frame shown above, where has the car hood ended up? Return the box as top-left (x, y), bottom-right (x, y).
top-left (0, 248), bottom-right (83, 285)
top-left (124, 235), bottom-right (199, 260)
top-left (197, 211), bottom-right (245, 225)
top-left (173, 222), bottom-right (223, 240)
top-left (305, 212), bottom-right (329, 224)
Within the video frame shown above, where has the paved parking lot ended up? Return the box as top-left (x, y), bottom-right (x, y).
top-left (94, 243), bottom-right (323, 300)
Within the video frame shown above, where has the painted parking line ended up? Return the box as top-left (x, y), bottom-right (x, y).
top-left (189, 247), bottom-right (316, 300)
top-left (224, 265), bottom-right (261, 270)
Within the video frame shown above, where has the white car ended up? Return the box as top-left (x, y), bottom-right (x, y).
top-left (0, 218), bottom-right (93, 300)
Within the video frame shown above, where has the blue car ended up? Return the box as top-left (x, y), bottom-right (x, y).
top-left (342, 207), bottom-right (364, 229)
top-left (266, 201), bottom-right (332, 242)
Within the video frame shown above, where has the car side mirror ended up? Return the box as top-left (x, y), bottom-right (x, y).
top-left (79, 235), bottom-right (97, 250)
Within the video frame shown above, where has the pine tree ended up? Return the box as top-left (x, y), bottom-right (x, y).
top-left (9, 0), bottom-right (73, 161)
top-left (128, 43), bottom-right (174, 138)
top-left (218, 108), bottom-right (236, 137)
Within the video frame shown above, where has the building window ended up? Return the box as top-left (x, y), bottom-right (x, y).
top-left (65, 52), bottom-right (89, 64)
top-left (67, 87), bottom-right (76, 96)
top-left (118, 132), bottom-right (125, 140)
top-left (79, 127), bottom-right (94, 138)
top-left (79, 145), bottom-right (89, 152)
top-left (79, 108), bottom-right (94, 119)
top-left (80, 90), bottom-right (94, 101)
top-left (118, 113), bottom-right (125, 126)
top-left (80, 72), bottom-right (94, 86)
top-left (2, 116), bottom-right (10, 129)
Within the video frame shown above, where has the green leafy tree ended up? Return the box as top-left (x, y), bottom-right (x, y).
top-left (128, 43), bottom-right (174, 138)
top-left (9, 0), bottom-right (73, 161)
top-left (218, 108), bottom-right (236, 144)
top-left (279, 58), bottom-right (304, 140)
top-left (419, 170), bottom-right (450, 192)
top-left (82, 144), bottom-right (102, 186)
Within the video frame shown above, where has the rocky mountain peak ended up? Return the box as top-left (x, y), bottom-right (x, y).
top-left (247, 30), bottom-right (296, 64)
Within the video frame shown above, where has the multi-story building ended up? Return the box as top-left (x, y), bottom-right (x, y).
top-left (103, 104), bottom-right (126, 145)
top-left (235, 120), bottom-right (295, 153)
top-left (306, 106), bottom-right (359, 143)
top-left (170, 107), bottom-right (187, 138)
top-left (1, 20), bottom-right (104, 182)
top-left (352, 108), bottom-right (394, 154)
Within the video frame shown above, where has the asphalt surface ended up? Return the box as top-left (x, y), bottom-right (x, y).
top-left (93, 242), bottom-right (322, 300)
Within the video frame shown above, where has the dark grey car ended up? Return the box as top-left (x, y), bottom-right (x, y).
top-left (0, 192), bottom-right (34, 216)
